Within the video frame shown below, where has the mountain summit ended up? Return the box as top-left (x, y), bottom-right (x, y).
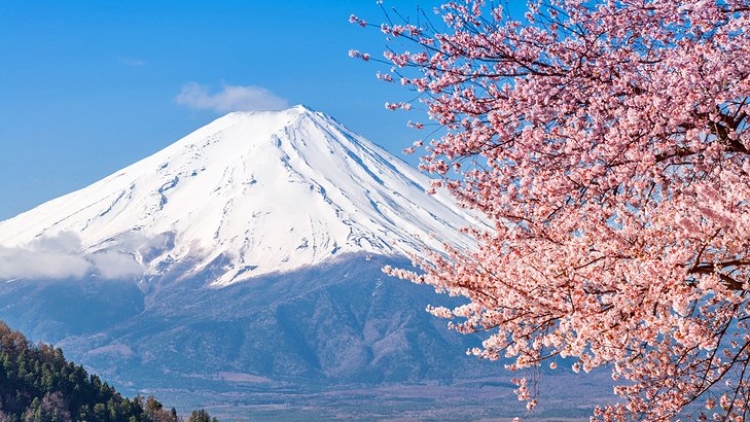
top-left (0, 105), bottom-right (478, 285)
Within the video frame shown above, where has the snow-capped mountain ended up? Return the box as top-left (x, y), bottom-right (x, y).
top-left (0, 105), bottom-right (478, 286)
top-left (0, 106), bottom-right (602, 420)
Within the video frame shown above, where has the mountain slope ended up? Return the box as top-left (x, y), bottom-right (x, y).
top-left (0, 105), bottom-right (489, 385)
top-left (0, 105), bottom-right (478, 285)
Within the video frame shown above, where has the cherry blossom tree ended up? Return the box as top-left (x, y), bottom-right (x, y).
top-left (353, 0), bottom-right (750, 420)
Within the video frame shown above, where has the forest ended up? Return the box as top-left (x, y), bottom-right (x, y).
top-left (0, 321), bottom-right (218, 422)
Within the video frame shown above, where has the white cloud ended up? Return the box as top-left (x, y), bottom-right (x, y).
top-left (175, 82), bottom-right (289, 112)
top-left (120, 58), bottom-right (146, 66)
top-left (0, 232), bottom-right (144, 281)
top-left (89, 251), bottom-right (143, 279)
top-left (0, 244), bottom-right (90, 280)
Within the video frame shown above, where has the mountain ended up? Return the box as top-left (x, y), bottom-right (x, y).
top-left (0, 106), bottom-right (604, 420)
top-left (0, 105), bottom-right (480, 286)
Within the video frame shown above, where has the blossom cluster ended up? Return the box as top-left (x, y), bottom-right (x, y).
top-left (370, 0), bottom-right (750, 420)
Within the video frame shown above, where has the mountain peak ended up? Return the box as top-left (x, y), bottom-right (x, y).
top-left (0, 108), bottom-right (480, 286)
top-left (289, 103), bottom-right (316, 112)
top-left (225, 104), bottom-right (315, 117)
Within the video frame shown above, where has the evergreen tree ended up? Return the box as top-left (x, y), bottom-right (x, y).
top-left (187, 409), bottom-right (218, 422)
top-left (0, 321), bottom-right (219, 422)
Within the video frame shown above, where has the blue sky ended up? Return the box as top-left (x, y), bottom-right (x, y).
top-left (0, 1), bottom-right (453, 221)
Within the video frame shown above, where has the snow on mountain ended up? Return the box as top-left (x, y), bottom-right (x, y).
top-left (0, 105), bottom-right (480, 286)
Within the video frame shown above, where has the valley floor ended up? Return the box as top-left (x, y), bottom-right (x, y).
top-left (141, 377), bottom-right (611, 422)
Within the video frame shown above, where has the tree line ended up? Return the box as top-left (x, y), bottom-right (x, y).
top-left (0, 321), bottom-right (219, 422)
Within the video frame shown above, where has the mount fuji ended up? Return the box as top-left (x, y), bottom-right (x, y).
top-left (0, 106), bottom-right (585, 420)
top-left (0, 105), bottom-right (479, 286)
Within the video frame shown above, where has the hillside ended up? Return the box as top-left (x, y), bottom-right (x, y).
top-left (0, 321), bottom-right (217, 422)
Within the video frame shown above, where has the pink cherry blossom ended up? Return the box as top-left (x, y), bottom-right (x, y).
top-left (360, 1), bottom-right (750, 420)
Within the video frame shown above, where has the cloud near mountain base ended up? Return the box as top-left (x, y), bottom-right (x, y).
top-left (0, 232), bottom-right (144, 281)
